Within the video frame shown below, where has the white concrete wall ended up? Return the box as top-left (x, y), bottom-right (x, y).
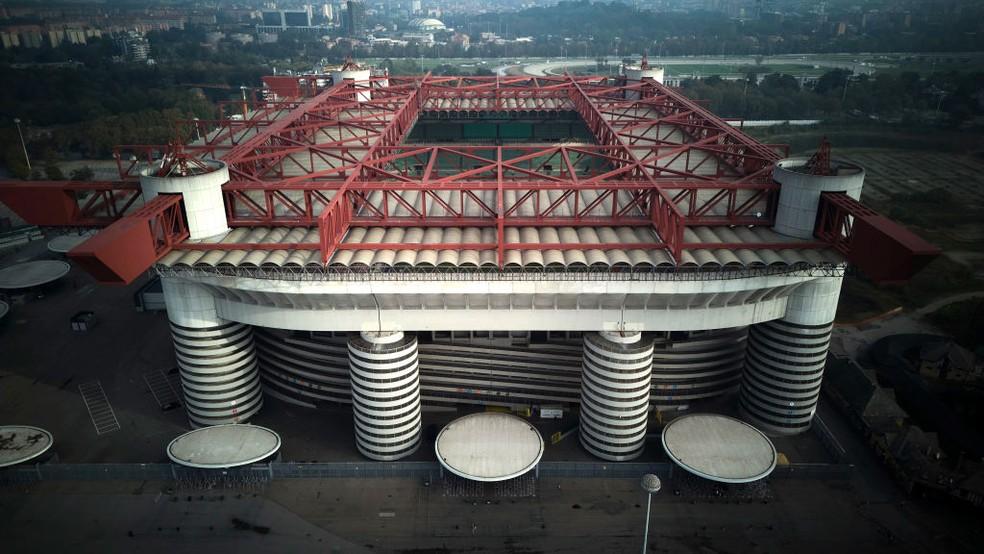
top-left (213, 297), bottom-right (790, 333)
top-left (782, 276), bottom-right (842, 326)
top-left (162, 278), bottom-right (223, 327)
top-left (140, 162), bottom-right (230, 240)
top-left (332, 69), bottom-right (372, 102)
top-left (170, 270), bottom-right (828, 332)
top-left (772, 158), bottom-right (864, 240)
top-left (623, 66), bottom-right (665, 99)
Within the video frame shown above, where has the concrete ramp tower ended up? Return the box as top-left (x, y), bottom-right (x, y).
top-left (739, 153), bottom-right (864, 435)
top-left (623, 55), bottom-right (665, 99)
top-left (347, 331), bottom-right (423, 461)
top-left (146, 152), bottom-right (262, 427)
top-left (578, 331), bottom-right (655, 461)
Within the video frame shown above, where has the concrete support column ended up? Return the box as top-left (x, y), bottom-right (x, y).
top-left (162, 278), bottom-right (263, 427)
top-left (578, 331), bottom-right (654, 461)
top-left (347, 331), bottom-right (422, 461)
top-left (739, 277), bottom-right (842, 435)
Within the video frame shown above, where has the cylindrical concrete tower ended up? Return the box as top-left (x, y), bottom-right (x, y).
top-left (140, 160), bottom-right (230, 240)
top-left (331, 67), bottom-right (372, 103)
top-left (623, 63), bottom-right (665, 100)
top-left (772, 158), bottom-right (865, 239)
top-left (578, 331), bottom-right (655, 461)
top-left (347, 331), bottom-right (423, 461)
top-left (372, 68), bottom-right (390, 90)
top-left (739, 277), bottom-right (841, 435)
top-left (162, 278), bottom-right (263, 427)
top-left (740, 158), bottom-right (863, 435)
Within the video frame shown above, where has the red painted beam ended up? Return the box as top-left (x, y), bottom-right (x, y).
top-left (816, 192), bottom-right (939, 283)
top-left (317, 75), bottom-right (430, 262)
top-left (0, 180), bottom-right (141, 226)
top-left (69, 194), bottom-right (188, 285)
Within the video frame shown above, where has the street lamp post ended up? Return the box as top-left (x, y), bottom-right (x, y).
top-left (641, 473), bottom-right (661, 553)
top-left (841, 74), bottom-right (854, 104)
top-left (240, 86), bottom-right (249, 119)
top-left (13, 118), bottom-right (31, 172)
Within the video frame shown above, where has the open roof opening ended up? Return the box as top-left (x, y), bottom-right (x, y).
top-left (405, 110), bottom-right (596, 145)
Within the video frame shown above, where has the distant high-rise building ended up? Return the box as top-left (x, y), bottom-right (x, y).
top-left (322, 3), bottom-right (333, 21)
top-left (261, 10), bottom-right (283, 27)
top-left (261, 9), bottom-right (313, 29)
top-left (283, 9), bottom-right (312, 27)
top-left (346, 0), bottom-right (366, 37)
top-left (411, 0), bottom-right (422, 15)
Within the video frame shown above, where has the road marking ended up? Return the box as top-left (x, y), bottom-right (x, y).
top-left (78, 380), bottom-right (121, 435)
top-left (143, 369), bottom-right (182, 410)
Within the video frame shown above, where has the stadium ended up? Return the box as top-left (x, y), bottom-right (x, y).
top-left (0, 59), bottom-right (938, 464)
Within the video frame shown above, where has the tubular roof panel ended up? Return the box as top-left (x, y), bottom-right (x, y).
top-left (161, 225), bottom-right (841, 272)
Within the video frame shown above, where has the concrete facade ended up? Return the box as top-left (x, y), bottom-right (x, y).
top-left (331, 68), bottom-right (372, 102)
top-left (161, 269), bottom-right (827, 333)
top-left (623, 65), bottom-right (665, 99)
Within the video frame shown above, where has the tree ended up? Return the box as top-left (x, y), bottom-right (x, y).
top-left (44, 160), bottom-right (64, 180)
top-left (815, 69), bottom-right (852, 95)
top-left (3, 147), bottom-right (30, 179)
top-left (69, 166), bottom-right (94, 181)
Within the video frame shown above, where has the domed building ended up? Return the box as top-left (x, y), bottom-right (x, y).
top-left (410, 18), bottom-right (446, 31)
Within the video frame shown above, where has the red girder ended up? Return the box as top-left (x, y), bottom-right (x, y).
top-left (0, 180), bottom-right (141, 226)
top-left (9, 73), bottom-right (924, 284)
top-left (317, 75), bottom-right (430, 262)
top-left (816, 192), bottom-right (939, 283)
top-left (568, 79), bottom-right (685, 259)
top-left (69, 194), bottom-right (188, 284)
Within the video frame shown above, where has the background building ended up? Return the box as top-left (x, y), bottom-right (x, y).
top-left (345, 0), bottom-right (366, 37)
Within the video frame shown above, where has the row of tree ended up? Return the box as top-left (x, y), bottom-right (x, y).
top-left (462, 1), bottom-right (984, 57)
top-left (1, 61), bottom-right (980, 179)
top-left (678, 70), bottom-right (983, 126)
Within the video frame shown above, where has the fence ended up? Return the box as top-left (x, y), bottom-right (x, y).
top-left (812, 415), bottom-right (849, 463)
top-left (155, 263), bottom-right (848, 283)
top-left (770, 463), bottom-right (854, 480)
top-left (1, 460), bottom-right (849, 485)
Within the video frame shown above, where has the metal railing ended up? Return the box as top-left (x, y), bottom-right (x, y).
top-left (155, 263), bottom-right (847, 283)
top-left (1, 460), bottom-right (852, 484)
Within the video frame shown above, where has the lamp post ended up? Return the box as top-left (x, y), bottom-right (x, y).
top-left (240, 86), bottom-right (249, 119)
top-left (641, 473), bottom-right (661, 553)
top-left (13, 118), bottom-right (31, 172)
top-left (840, 73), bottom-right (855, 104)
